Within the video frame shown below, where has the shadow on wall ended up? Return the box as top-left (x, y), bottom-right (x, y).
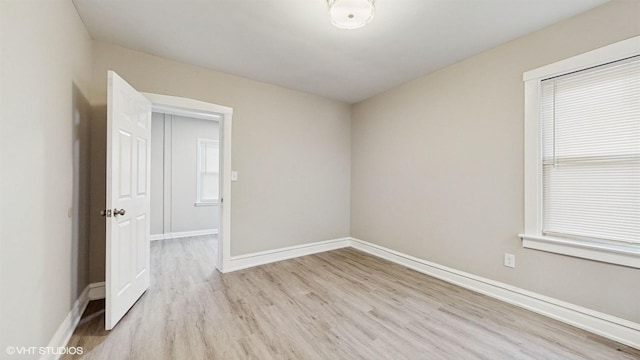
top-left (71, 83), bottom-right (91, 302)
top-left (88, 105), bottom-right (107, 284)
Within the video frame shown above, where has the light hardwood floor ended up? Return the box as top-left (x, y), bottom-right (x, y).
top-left (64, 236), bottom-right (640, 359)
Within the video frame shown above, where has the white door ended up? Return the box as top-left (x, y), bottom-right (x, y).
top-left (105, 71), bottom-right (151, 330)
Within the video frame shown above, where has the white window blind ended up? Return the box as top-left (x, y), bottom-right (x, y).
top-left (540, 56), bottom-right (640, 245)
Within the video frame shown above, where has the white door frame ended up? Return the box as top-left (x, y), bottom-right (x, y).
top-left (142, 92), bottom-right (233, 272)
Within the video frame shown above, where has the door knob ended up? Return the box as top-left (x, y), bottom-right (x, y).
top-left (113, 208), bottom-right (126, 216)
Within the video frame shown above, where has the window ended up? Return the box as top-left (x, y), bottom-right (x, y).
top-left (196, 138), bottom-right (219, 205)
top-left (521, 36), bottom-right (640, 268)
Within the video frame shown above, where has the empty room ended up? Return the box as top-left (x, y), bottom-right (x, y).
top-left (1, 0), bottom-right (639, 359)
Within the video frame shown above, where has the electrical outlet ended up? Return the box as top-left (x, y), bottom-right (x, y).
top-left (504, 253), bottom-right (516, 268)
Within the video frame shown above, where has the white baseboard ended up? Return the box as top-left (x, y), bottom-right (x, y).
top-left (350, 237), bottom-right (640, 350)
top-left (41, 286), bottom-right (90, 360)
top-left (88, 282), bottom-right (105, 300)
top-left (150, 229), bottom-right (218, 241)
top-left (224, 237), bottom-right (351, 272)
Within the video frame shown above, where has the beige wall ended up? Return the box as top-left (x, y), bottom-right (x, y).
top-left (351, 1), bottom-right (640, 323)
top-left (0, 0), bottom-right (93, 353)
top-left (88, 42), bottom-right (352, 281)
top-left (150, 113), bottom-right (220, 235)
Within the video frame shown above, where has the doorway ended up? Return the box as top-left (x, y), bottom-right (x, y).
top-left (149, 112), bottom-right (221, 250)
top-left (143, 92), bottom-right (233, 272)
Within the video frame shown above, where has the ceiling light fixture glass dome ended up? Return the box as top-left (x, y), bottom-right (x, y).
top-left (327, 0), bottom-right (375, 30)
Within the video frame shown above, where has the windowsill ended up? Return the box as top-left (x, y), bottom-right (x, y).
top-left (518, 234), bottom-right (640, 269)
top-left (194, 201), bottom-right (219, 207)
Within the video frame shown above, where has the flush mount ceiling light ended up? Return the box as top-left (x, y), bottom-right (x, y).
top-left (327, 0), bottom-right (375, 30)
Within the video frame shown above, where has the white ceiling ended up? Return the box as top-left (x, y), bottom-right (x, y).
top-left (73, 0), bottom-right (608, 103)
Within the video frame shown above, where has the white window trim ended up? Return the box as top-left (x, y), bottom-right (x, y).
top-left (196, 138), bottom-right (220, 205)
top-left (520, 35), bottom-right (640, 269)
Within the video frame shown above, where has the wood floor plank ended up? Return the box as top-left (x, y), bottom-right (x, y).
top-left (62, 236), bottom-right (640, 359)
